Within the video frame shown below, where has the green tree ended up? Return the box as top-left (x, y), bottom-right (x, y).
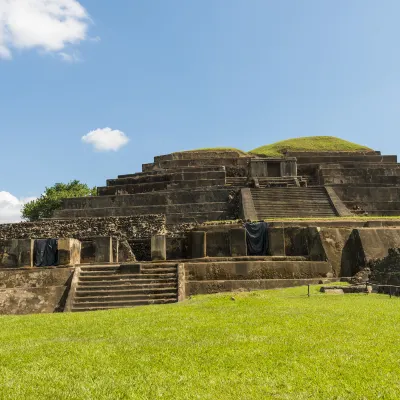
top-left (22, 180), bottom-right (96, 221)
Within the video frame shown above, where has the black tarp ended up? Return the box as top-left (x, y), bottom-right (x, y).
top-left (244, 222), bottom-right (269, 256)
top-left (33, 239), bottom-right (58, 267)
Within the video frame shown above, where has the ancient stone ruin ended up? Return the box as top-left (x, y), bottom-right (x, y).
top-left (2, 138), bottom-right (400, 314)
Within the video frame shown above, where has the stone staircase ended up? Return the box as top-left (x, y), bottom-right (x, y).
top-left (70, 264), bottom-right (178, 312)
top-left (257, 177), bottom-right (299, 187)
top-left (250, 187), bottom-right (337, 219)
top-left (225, 177), bottom-right (248, 186)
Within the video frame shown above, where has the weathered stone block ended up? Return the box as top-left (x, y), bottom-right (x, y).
top-left (58, 238), bottom-right (81, 266)
top-left (112, 237), bottom-right (119, 263)
top-left (0, 239), bottom-right (33, 268)
top-left (206, 231), bottom-right (230, 257)
top-left (230, 228), bottom-right (247, 256)
top-left (190, 231), bottom-right (206, 258)
top-left (94, 237), bottom-right (113, 263)
top-left (177, 263), bottom-right (186, 301)
top-left (151, 235), bottom-right (166, 261)
top-left (320, 288), bottom-right (344, 295)
top-left (268, 228), bottom-right (285, 256)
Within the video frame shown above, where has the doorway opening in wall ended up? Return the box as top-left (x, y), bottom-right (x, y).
top-left (267, 162), bottom-right (281, 177)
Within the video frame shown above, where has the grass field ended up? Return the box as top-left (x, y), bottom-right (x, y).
top-left (250, 136), bottom-right (373, 157)
top-left (1, 285), bottom-right (399, 399)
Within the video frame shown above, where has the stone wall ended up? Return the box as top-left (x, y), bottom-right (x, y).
top-left (0, 215), bottom-right (166, 241)
top-left (0, 267), bottom-right (73, 315)
top-left (184, 259), bottom-right (334, 295)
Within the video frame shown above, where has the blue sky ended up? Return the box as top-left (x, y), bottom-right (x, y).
top-left (1, 0), bottom-right (400, 221)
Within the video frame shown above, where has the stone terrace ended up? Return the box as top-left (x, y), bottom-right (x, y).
top-left (52, 147), bottom-right (400, 223)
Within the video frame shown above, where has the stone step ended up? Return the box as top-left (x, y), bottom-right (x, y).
top-left (166, 179), bottom-right (226, 189)
top-left (71, 298), bottom-right (177, 311)
top-left (254, 206), bottom-right (334, 211)
top-left (75, 290), bottom-right (178, 300)
top-left (226, 177), bottom-right (248, 185)
top-left (76, 283), bottom-right (178, 293)
top-left (118, 166), bottom-right (225, 179)
top-left (252, 196), bottom-right (331, 202)
top-left (296, 154), bottom-right (397, 164)
top-left (361, 210), bottom-right (400, 216)
top-left (252, 191), bottom-right (328, 196)
top-left (319, 162), bottom-right (400, 169)
top-left (78, 264), bottom-right (120, 271)
top-left (58, 188), bottom-right (231, 210)
top-left (100, 174), bottom-right (227, 195)
top-left (252, 193), bottom-right (328, 197)
top-left (251, 187), bottom-right (326, 192)
top-left (79, 273), bottom-right (177, 282)
top-left (154, 151), bottom-right (244, 161)
top-left (73, 292), bottom-right (177, 304)
top-left (252, 200), bottom-right (334, 207)
top-left (320, 167), bottom-right (400, 174)
top-left (343, 201), bottom-right (400, 212)
top-left (79, 268), bottom-right (177, 277)
top-left (322, 175), bottom-right (400, 185)
top-left (256, 212), bottom-right (335, 217)
top-left (255, 210), bottom-right (335, 215)
top-left (166, 211), bottom-right (226, 224)
top-left (54, 203), bottom-right (228, 219)
top-left (253, 202), bottom-right (330, 206)
top-left (142, 157), bottom-right (250, 172)
top-left (78, 278), bottom-right (177, 287)
top-left (109, 171), bottom-right (226, 186)
top-left (98, 182), bottom-right (169, 196)
top-left (285, 151), bottom-right (381, 157)
top-left (250, 187), bottom-right (336, 218)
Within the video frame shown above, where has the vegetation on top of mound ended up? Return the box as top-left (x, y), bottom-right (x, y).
top-left (175, 147), bottom-right (249, 156)
top-left (250, 136), bottom-right (373, 157)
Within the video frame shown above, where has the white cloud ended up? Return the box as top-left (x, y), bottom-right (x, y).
top-left (0, 0), bottom-right (91, 60)
top-left (59, 50), bottom-right (80, 63)
top-left (0, 191), bottom-right (36, 224)
top-left (82, 127), bottom-right (130, 152)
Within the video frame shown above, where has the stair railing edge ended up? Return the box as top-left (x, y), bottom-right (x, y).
top-left (240, 188), bottom-right (258, 221)
top-left (177, 263), bottom-right (186, 302)
top-left (64, 266), bottom-right (82, 312)
top-left (324, 186), bottom-right (353, 217)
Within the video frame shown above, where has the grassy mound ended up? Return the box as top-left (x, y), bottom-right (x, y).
top-left (251, 136), bottom-right (373, 157)
top-left (176, 147), bottom-right (248, 156)
top-left (0, 286), bottom-right (399, 399)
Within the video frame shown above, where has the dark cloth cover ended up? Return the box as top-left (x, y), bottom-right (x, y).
top-left (33, 239), bottom-right (58, 267)
top-left (244, 222), bottom-right (269, 256)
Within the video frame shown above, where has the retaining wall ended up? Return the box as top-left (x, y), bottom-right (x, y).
top-left (0, 267), bottom-right (73, 315)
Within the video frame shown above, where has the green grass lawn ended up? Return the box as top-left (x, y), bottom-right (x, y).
top-left (1, 286), bottom-right (399, 399)
top-left (250, 136), bottom-right (373, 157)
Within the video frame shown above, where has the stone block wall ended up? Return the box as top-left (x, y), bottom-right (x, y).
top-left (0, 239), bottom-right (32, 267)
top-left (0, 267), bottom-right (73, 315)
top-left (0, 215), bottom-right (166, 241)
